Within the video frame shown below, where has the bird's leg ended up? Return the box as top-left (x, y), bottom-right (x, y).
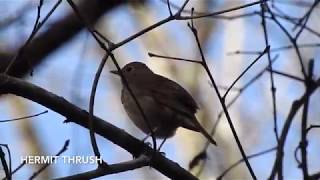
top-left (141, 127), bottom-right (158, 147)
top-left (157, 138), bottom-right (167, 156)
top-left (142, 133), bottom-right (151, 142)
top-left (132, 128), bottom-right (159, 159)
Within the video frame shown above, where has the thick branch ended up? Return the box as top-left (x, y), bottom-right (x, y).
top-left (0, 74), bottom-right (197, 180)
top-left (269, 78), bottom-right (319, 179)
top-left (0, 0), bottom-right (128, 77)
top-left (55, 155), bottom-right (149, 180)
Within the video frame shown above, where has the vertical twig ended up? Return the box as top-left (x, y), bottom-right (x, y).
top-left (166, 0), bottom-right (173, 16)
top-left (260, 0), bottom-right (279, 143)
top-left (300, 60), bottom-right (314, 178)
top-left (66, 0), bottom-right (110, 166)
top-left (4, 0), bottom-right (62, 75)
top-left (29, 140), bottom-right (70, 180)
top-left (187, 13), bottom-right (256, 179)
top-left (0, 145), bottom-right (11, 180)
top-left (269, 79), bottom-right (319, 179)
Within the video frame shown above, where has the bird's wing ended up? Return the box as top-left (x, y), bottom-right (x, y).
top-left (146, 74), bottom-right (199, 118)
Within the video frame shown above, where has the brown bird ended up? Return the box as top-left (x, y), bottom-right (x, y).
top-left (111, 62), bottom-right (217, 148)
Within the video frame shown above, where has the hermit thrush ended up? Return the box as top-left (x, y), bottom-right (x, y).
top-left (111, 62), bottom-right (217, 146)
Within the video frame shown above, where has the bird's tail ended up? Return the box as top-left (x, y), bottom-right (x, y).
top-left (181, 117), bottom-right (217, 146)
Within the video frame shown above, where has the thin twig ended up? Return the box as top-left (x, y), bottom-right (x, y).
top-left (223, 46), bottom-right (269, 99)
top-left (160, 0), bottom-right (260, 20)
top-left (178, 0), bottom-right (266, 20)
top-left (29, 140), bottom-right (70, 180)
top-left (227, 43), bottom-right (320, 55)
top-left (267, 2), bottom-right (320, 178)
top-left (4, 0), bottom-right (62, 75)
top-left (306, 125), bottom-right (320, 133)
top-left (267, 5), bottom-right (308, 80)
top-left (9, 161), bottom-right (26, 178)
top-left (294, 1), bottom-right (320, 39)
top-left (273, 13), bottom-right (320, 38)
top-left (108, 0), bottom-right (263, 51)
top-left (148, 53), bottom-right (201, 64)
top-left (260, 0), bottom-right (279, 142)
top-left (66, 0), bottom-right (108, 166)
top-left (267, 69), bottom-right (305, 82)
top-left (187, 15), bottom-right (256, 179)
top-left (0, 145), bottom-right (11, 180)
top-left (299, 60), bottom-right (314, 178)
top-left (166, 0), bottom-right (173, 16)
top-left (0, 110), bottom-right (48, 123)
top-left (191, 55), bottom-right (279, 176)
top-left (54, 155), bottom-right (150, 180)
top-left (217, 147), bottom-right (277, 180)
top-left (88, 54), bottom-right (110, 165)
top-left (269, 78), bottom-right (320, 179)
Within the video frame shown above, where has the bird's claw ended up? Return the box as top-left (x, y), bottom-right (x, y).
top-left (144, 141), bottom-right (152, 147)
top-left (158, 151), bottom-right (166, 156)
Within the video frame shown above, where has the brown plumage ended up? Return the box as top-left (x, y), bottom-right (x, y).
top-left (111, 62), bottom-right (217, 145)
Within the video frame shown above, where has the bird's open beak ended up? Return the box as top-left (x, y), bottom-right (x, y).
top-left (110, 70), bottom-right (120, 75)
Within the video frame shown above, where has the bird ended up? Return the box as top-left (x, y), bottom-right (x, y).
top-left (111, 61), bottom-right (217, 148)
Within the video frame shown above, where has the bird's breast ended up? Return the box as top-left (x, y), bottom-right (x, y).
top-left (121, 87), bottom-right (178, 138)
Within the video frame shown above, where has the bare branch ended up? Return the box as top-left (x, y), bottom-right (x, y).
top-left (29, 140), bottom-right (70, 180)
top-left (0, 74), bottom-right (197, 180)
top-left (0, 110), bottom-right (48, 123)
top-left (187, 14), bottom-right (256, 179)
top-left (217, 147), bottom-right (277, 180)
top-left (0, 145), bottom-right (11, 180)
top-left (223, 46), bottom-right (269, 99)
top-left (55, 155), bottom-right (150, 180)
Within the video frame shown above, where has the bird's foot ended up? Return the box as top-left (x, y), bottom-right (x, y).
top-left (158, 151), bottom-right (166, 156)
top-left (144, 141), bottom-right (152, 147)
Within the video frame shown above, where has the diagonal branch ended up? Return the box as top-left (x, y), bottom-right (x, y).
top-left (55, 155), bottom-right (149, 180)
top-left (0, 0), bottom-right (129, 78)
top-left (269, 77), bottom-right (320, 179)
top-left (0, 73), bottom-right (197, 180)
top-left (29, 140), bottom-right (70, 180)
top-left (187, 15), bottom-right (256, 179)
top-left (0, 146), bottom-right (11, 180)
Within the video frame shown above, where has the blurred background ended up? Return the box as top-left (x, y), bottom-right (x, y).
top-left (0, 0), bottom-right (319, 179)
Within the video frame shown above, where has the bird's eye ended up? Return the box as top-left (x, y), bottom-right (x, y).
top-left (126, 67), bottom-right (133, 72)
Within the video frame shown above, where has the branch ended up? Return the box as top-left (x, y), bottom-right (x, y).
top-left (0, 146), bottom-right (11, 180)
top-left (269, 78), bottom-right (320, 179)
top-left (0, 74), bottom-right (197, 180)
top-left (178, 0), bottom-right (266, 20)
top-left (0, 0), bottom-right (128, 78)
top-left (0, 110), bottom-right (48, 123)
top-left (66, 0), bottom-right (159, 156)
top-left (217, 147), bottom-right (277, 180)
top-left (187, 16), bottom-right (256, 179)
top-left (299, 60), bottom-right (314, 178)
top-left (223, 46), bottom-right (269, 99)
top-left (227, 43), bottom-right (320, 55)
top-left (260, 0), bottom-right (279, 142)
top-left (55, 155), bottom-right (149, 180)
top-left (306, 125), bottom-right (320, 133)
top-left (29, 140), bottom-right (70, 180)
top-left (267, 69), bottom-right (305, 82)
top-left (5, 0), bottom-right (61, 75)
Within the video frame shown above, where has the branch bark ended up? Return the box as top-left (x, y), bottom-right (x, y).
top-left (0, 74), bottom-right (197, 180)
top-left (0, 0), bottom-right (129, 77)
top-left (269, 78), bottom-right (319, 179)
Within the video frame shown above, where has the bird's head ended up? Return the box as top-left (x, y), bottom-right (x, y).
top-left (110, 62), bottom-right (154, 83)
